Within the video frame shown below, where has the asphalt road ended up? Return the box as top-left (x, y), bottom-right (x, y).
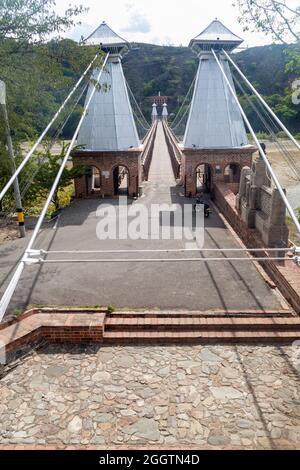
top-left (0, 123), bottom-right (283, 315)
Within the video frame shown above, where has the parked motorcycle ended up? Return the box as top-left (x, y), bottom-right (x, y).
top-left (194, 200), bottom-right (211, 218)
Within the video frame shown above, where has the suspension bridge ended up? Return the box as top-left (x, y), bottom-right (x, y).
top-left (0, 20), bottom-right (300, 344)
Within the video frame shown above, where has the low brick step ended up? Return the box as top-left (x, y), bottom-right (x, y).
top-left (104, 317), bottom-right (300, 333)
top-left (108, 310), bottom-right (292, 319)
top-left (103, 330), bottom-right (300, 345)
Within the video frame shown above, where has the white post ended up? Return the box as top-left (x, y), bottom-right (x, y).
top-left (0, 80), bottom-right (26, 237)
top-left (212, 49), bottom-right (300, 236)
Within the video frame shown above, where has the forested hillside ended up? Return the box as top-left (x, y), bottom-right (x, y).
top-left (0, 36), bottom-right (299, 215)
top-left (1, 40), bottom-right (299, 143)
top-left (123, 42), bottom-right (300, 131)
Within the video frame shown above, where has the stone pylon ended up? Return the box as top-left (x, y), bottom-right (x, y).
top-left (183, 19), bottom-right (248, 149)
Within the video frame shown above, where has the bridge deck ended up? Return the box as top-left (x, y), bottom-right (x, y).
top-left (0, 122), bottom-right (284, 315)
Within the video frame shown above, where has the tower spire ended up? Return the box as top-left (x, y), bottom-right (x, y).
top-left (183, 20), bottom-right (247, 149)
top-left (77, 22), bottom-right (139, 151)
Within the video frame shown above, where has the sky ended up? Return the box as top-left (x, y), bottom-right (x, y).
top-left (55, 0), bottom-right (293, 48)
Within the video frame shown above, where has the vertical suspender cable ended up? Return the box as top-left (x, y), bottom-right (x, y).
top-left (0, 53), bottom-right (109, 321)
top-left (222, 49), bottom-right (300, 153)
top-left (0, 52), bottom-right (100, 202)
top-left (211, 49), bottom-right (300, 236)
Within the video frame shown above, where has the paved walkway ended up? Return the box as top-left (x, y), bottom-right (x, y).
top-left (0, 344), bottom-right (299, 449)
top-left (148, 123), bottom-right (176, 186)
top-left (0, 123), bottom-right (284, 315)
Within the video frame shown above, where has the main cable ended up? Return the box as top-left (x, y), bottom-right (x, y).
top-left (212, 49), bottom-right (300, 236)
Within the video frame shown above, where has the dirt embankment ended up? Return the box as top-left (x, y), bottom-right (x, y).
top-left (0, 223), bottom-right (20, 245)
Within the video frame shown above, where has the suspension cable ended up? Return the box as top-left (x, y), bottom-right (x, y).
top-left (255, 98), bottom-right (300, 180)
top-left (38, 247), bottom-right (292, 255)
top-left (0, 52), bottom-right (100, 202)
top-left (0, 53), bottom-right (110, 322)
top-left (223, 49), bottom-right (300, 153)
top-left (171, 102), bottom-right (193, 134)
top-left (233, 74), bottom-right (300, 181)
top-left (170, 75), bottom-right (196, 129)
top-left (132, 108), bottom-right (151, 132)
top-left (0, 81), bottom-right (90, 224)
top-left (31, 257), bottom-right (297, 264)
top-left (125, 78), bottom-right (150, 129)
top-left (19, 82), bottom-right (90, 201)
top-left (212, 49), bottom-right (300, 236)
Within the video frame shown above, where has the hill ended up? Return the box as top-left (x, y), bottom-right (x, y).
top-left (122, 42), bottom-right (300, 131)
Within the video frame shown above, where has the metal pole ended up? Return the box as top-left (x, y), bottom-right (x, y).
top-left (211, 49), bottom-right (300, 236)
top-left (223, 49), bottom-right (300, 153)
top-left (0, 81), bottom-right (26, 237)
top-left (0, 53), bottom-right (109, 321)
top-left (0, 53), bottom-right (99, 202)
top-left (34, 257), bottom-right (297, 264)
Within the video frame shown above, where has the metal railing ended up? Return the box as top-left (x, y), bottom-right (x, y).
top-left (141, 121), bottom-right (158, 181)
top-left (162, 120), bottom-right (183, 181)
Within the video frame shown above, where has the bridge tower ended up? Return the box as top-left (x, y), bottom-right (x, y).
top-left (73, 22), bottom-right (142, 198)
top-left (182, 19), bottom-right (256, 197)
top-left (152, 103), bottom-right (158, 122)
top-left (162, 102), bottom-right (168, 121)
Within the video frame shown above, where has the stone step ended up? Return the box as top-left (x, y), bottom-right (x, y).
top-left (107, 310), bottom-right (292, 319)
top-left (103, 330), bottom-right (300, 345)
top-left (104, 316), bottom-right (300, 332)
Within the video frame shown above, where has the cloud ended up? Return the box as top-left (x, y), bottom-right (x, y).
top-left (68, 22), bottom-right (94, 42)
top-left (121, 11), bottom-right (151, 34)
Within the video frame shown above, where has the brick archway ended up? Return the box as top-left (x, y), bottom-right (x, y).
top-left (182, 147), bottom-right (256, 198)
top-left (73, 150), bottom-right (141, 199)
top-left (85, 165), bottom-right (102, 197)
top-left (224, 162), bottom-right (242, 183)
top-left (195, 163), bottom-right (214, 195)
top-left (111, 164), bottom-right (130, 196)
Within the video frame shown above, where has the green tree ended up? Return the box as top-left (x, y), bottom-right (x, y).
top-left (32, 144), bottom-right (87, 212)
top-left (0, 0), bottom-right (86, 44)
top-left (0, 1), bottom-right (97, 215)
top-left (234, 1), bottom-right (300, 134)
top-left (234, 0), bottom-right (300, 43)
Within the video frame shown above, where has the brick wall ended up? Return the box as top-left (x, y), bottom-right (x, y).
top-left (162, 122), bottom-right (182, 181)
top-left (182, 148), bottom-right (255, 197)
top-left (142, 122), bottom-right (158, 181)
top-left (214, 183), bottom-right (300, 313)
top-left (73, 151), bottom-right (141, 198)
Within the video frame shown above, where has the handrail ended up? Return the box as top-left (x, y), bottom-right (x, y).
top-left (162, 121), bottom-right (183, 181)
top-left (141, 121), bottom-right (158, 180)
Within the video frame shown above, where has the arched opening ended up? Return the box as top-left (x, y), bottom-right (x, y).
top-left (224, 163), bottom-right (241, 183)
top-left (195, 164), bottom-right (212, 194)
top-left (113, 165), bottom-right (129, 196)
top-left (85, 166), bottom-right (102, 196)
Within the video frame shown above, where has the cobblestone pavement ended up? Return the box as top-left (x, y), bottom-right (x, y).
top-left (0, 345), bottom-right (300, 449)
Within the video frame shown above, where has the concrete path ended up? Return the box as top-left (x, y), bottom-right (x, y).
top-left (148, 123), bottom-right (176, 186)
top-left (0, 344), bottom-right (299, 449)
top-left (0, 123), bottom-right (284, 315)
